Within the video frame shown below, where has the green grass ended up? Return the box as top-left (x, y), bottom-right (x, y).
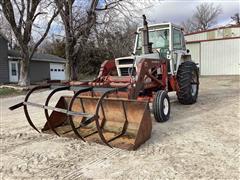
top-left (0, 87), bottom-right (25, 97)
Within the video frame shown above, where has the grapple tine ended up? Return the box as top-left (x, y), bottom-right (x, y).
top-left (93, 88), bottom-right (119, 148)
top-left (44, 86), bottom-right (71, 136)
top-left (23, 85), bottom-right (51, 133)
top-left (67, 87), bottom-right (93, 142)
top-left (94, 114), bottom-right (112, 148)
top-left (9, 102), bottom-right (24, 111)
top-left (24, 104), bottom-right (40, 133)
top-left (14, 84), bottom-right (152, 150)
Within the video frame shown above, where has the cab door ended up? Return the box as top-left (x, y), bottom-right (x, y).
top-left (172, 28), bottom-right (185, 73)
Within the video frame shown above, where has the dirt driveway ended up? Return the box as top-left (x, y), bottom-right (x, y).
top-left (0, 76), bottom-right (239, 179)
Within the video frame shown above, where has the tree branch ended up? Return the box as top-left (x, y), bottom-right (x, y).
top-left (13, 0), bottom-right (25, 29)
top-left (95, 0), bottom-right (123, 11)
top-left (32, 12), bottom-right (48, 22)
top-left (30, 9), bottom-right (60, 59)
top-left (1, 0), bottom-right (23, 45)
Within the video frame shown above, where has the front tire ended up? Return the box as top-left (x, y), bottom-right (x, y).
top-left (177, 61), bottom-right (199, 105)
top-left (153, 90), bottom-right (170, 122)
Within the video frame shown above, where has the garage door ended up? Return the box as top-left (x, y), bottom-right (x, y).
top-left (50, 63), bottom-right (66, 80)
top-left (200, 39), bottom-right (240, 75)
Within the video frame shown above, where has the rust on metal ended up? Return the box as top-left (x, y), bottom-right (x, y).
top-left (38, 94), bottom-right (151, 150)
top-left (44, 86), bottom-right (71, 136)
top-left (8, 55), bottom-right (168, 150)
top-left (8, 15), bottom-right (197, 151)
top-left (67, 86), bottom-right (93, 141)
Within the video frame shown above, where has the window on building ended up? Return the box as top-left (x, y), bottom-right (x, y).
top-left (11, 63), bottom-right (17, 75)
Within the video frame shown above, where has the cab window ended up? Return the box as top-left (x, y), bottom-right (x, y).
top-left (173, 29), bottom-right (182, 49)
top-left (136, 29), bottom-right (169, 55)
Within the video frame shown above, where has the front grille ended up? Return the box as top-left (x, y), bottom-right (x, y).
top-left (120, 68), bottom-right (129, 76)
top-left (120, 67), bottom-right (136, 76)
top-left (118, 59), bottom-right (134, 65)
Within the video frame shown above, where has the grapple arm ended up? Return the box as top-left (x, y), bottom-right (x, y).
top-left (9, 84), bottom-right (152, 150)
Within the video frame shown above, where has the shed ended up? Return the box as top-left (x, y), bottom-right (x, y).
top-left (0, 32), bottom-right (66, 84)
top-left (7, 50), bottom-right (66, 83)
top-left (0, 32), bottom-right (9, 83)
top-left (185, 25), bottom-right (240, 75)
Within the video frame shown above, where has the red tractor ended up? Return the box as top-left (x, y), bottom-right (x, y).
top-left (10, 15), bottom-right (199, 150)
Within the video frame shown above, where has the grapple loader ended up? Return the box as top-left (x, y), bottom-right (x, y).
top-left (9, 15), bottom-right (199, 150)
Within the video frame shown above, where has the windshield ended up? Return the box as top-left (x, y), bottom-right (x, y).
top-left (135, 29), bottom-right (169, 55)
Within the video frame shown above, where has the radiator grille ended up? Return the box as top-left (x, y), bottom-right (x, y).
top-left (120, 68), bottom-right (129, 76)
top-left (120, 67), bottom-right (136, 76)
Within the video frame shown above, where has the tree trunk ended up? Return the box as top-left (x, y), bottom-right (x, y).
top-left (65, 61), bottom-right (71, 81)
top-left (65, 51), bottom-right (78, 81)
top-left (65, 42), bottom-right (72, 81)
top-left (65, 37), bottom-right (78, 81)
top-left (18, 56), bottom-right (30, 86)
top-left (71, 58), bottom-right (78, 80)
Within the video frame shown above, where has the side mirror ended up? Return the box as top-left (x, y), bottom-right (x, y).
top-left (186, 49), bottom-right (190, 53)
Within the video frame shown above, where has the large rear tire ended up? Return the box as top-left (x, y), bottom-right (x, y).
top-left (153, 90), bottom-right (170, 122)
top-left (177, 61), bottom-right (199, 105)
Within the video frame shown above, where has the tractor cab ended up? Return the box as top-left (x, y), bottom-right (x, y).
top-left (134, 23), bottom-right (186, 56)
top-left (115, 22), bottom-right (189, 77)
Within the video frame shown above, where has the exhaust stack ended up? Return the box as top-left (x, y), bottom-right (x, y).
top-left (142, 14), bottom-right (152, 54)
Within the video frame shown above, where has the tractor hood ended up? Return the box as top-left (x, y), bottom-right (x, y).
top-left (115, 53), bottom-right (161, 66)
top-left (115, 53), bottom-right (161, 76)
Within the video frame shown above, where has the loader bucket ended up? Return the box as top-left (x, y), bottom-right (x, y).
top-left (42, 96), bottom-right (152, 150)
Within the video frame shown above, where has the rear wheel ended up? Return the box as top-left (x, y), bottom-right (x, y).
top-left (177, 61), bottom-right (199, 105)
top-left (153, 90), bottom-right (170, 122)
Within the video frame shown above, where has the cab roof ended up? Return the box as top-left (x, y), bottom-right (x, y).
top-left (137, 22), bottom-right (182, 32)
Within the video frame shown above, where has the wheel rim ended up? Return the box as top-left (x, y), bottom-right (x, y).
top-left (191, 70), bottom-right (198, 96)
top-left (163, 98), bottom-right (169, 115)
top-left (191, 84), bottom-right (197, 96)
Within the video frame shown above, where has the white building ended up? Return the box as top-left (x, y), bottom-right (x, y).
top-left (185, 25), bottom-right (240, 75)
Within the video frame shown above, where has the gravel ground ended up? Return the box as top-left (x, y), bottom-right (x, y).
top-left (0, 76), bottom-right (239, 179)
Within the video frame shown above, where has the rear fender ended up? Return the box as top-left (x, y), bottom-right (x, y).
top-left (176, 54), bottom-right (193, 72)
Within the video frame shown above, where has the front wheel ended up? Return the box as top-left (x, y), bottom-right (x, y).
top-left (152, 90), bottom-right (170, 122)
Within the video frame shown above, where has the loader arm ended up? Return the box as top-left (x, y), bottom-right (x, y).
top-left (129, 58), bottom-right (168, 99)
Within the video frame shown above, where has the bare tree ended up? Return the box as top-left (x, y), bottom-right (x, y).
top-left (181, 18), bottom-right (196, 34)
top-left (182, 3), bottom-right (222, 33)
top-left (39, 37), bottom-right (65, 58)
top-left (94, 19), bottom-right (137, 58)
top-left (231, 13), bottom-right (240, 25)
top-left (0, 0), bottom-right (59, 86)
top-left (54, 0), bottom-right (135, 80)
top-left (0, 14), bottom-right (14, 48)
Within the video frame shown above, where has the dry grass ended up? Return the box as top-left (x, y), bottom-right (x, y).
top-left (0, 87), bottom-right (25, 98)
